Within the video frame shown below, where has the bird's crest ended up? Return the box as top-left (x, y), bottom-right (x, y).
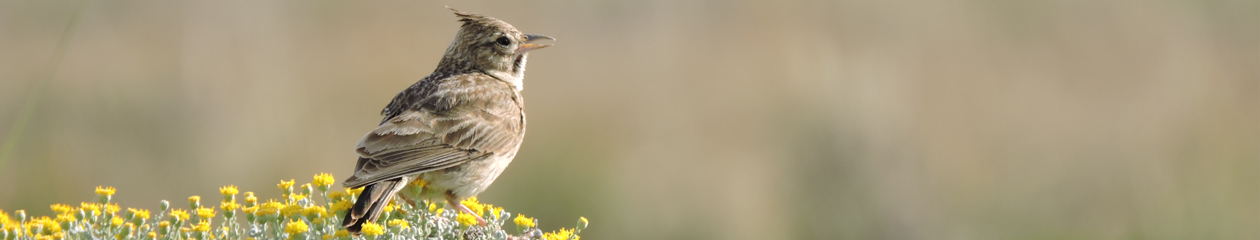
top-left (447, 7), bottom-right (501, 26)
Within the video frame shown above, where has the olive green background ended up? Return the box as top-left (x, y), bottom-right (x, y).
top-left (1, 0), bottom-right (1256, 239)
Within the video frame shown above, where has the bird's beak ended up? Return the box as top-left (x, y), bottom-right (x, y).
top-left (517, 34), bottom-right (555, 54)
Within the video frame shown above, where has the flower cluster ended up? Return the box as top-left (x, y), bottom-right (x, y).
top-left (0, 173), bottom-right (586, 240)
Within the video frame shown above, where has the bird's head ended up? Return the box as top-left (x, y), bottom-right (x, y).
top-left (438, 8), bottom-right (554, 90)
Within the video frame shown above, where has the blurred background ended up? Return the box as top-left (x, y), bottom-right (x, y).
top-left (0, 0), bottom-right (1256, 239)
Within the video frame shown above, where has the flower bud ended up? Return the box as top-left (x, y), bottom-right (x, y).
top-left (119, 223), bottom-right (134, 237)
top-left (244, 192), bottom-right (257, 208)
top-left (188, 196), bottom-right (201, 211)
top-left (278, 179), bottom-right (295, 196)
top-left (102, 211), bottom-right (114, 225)
top-left (95, 186), bottom-right (115, 204)
top-left (158, 221), bottom-right (170, 235)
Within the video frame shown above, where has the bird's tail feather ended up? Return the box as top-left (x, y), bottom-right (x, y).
top-left (342, 177), bottom-right (408, 233)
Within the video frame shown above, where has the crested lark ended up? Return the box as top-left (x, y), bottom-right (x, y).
top-left (341, 8), bottom-right (553, 233)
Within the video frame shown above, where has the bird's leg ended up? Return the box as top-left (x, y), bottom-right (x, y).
top-left (446, 196), bottom-right (487, 226)
top-left (398, 194), bottom-right (419, 209)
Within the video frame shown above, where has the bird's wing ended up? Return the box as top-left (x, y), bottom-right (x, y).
top-left (343, 74), bottom-right (525, 188)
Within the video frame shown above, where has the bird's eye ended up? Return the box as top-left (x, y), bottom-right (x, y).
top-left (495, 36), bottom-right (511, 46)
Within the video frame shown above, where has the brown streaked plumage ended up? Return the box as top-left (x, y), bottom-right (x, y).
top-left (341, 8), bottom-right (553, 233)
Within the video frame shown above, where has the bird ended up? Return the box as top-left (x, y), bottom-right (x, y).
top-left (340, 8), bottom-right (553, 233)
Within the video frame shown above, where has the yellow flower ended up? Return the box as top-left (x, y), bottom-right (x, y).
top-left (514, 214), bottom-right (536, 228)
top-left (0, 182), bottom-right (584, 240)
top-left (313, 173), bottom-right (335, 188)
top-left (170, 209), bottom-right (190, 222)
top-left (196, 207), bottom-right (216, 219)
top-left (407, 178), bottom-right (427, 188)
top-left (284, 219), bottom-right (308, 235)
top-left (244, 192), bottom-right (258, 206)
top-left (28, 216), bottom-right (58, 234)
top-left (460, 197), bottom-right (485, 215)
top-left (278, 179), bottom-right (295, 190)
top-left (328, 191), bottom-right (346, 200)
top-left (80, 202), bottom-right (99, 211)
top-left (388, 219), bottom-right (410, 229)
top-left (55, 214), bottom-right (76, 223)
top-left (128, 208), bottom-right (151, 220)
top-left (95, 186), bottom-right (116, 196)
top-left (220, 202), bottom-right (240, 212)
top-left (542, 228), bottom-right (577, 240)
top-left (479, 203), bottom-right (495, 216)
top-left (241, 206), bottom-right (258, 215)
top-left (302, 206), bottom-right (326, 220)
top-left (188, 196), bottom-right (201, 210)
top-left (360, 222), bottom-right (384, 236)
top-left (427, 202), bottom-right (444, 215)
top-left (104, 203), bottom-right (120, 214)
top-left (346, 187), bottom-right (364, 196)
top-left (330, 199), bottom-right (353, 213)
top-left (281, 204), bottom-right (303, 217)
top-left (263, 200), bottom-right (285, 209)
top-left (456, 212), bottom-right (477, 227)
top-left (191, 221), bottom-right (210, 232)
top-left (220, 185), bottom-right (239, 196)
top-left (50, 204), bottom-right (74, 214)
top-left (256, 201), bottom-right (283, 217)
